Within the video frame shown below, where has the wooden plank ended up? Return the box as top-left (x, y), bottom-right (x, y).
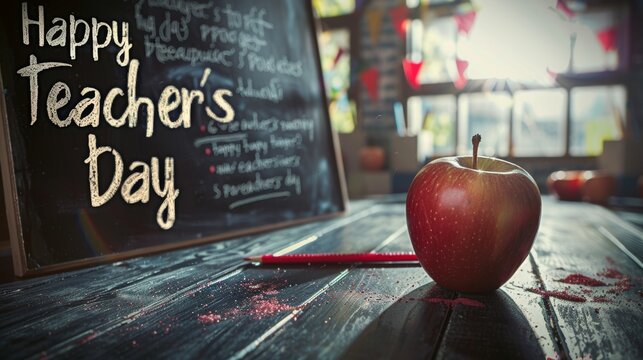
top-left (434, 256), bottom-right (561, 359)
top-left (41, 208), bottom-right (407, 359)
top-left (0, 201), bottom-right (375, 357)
top-left (2, 196), bottom-right (640, 359)
top-left (247, 198), bottom-right (575, 360)
top-left (256, 233), bottom-right (452, 360)
top-left (530, 198), bottom-right (643, 360)
top-left (261, 223), bottom-right (560, 359)
top-left (0, 203), bottom-right (403, 358)
top-left (255, 213), bottom-right (558, 359)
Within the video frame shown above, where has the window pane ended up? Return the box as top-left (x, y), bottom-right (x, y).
top-left (313, 0), bottom-right (355, 17)
top-left (513, 89), bottom-right (567, 157)
top-left (408, 95), bottom-right (456, 161)
top-left (571, 9), bottom-right (624, 73)
top-left (409, 16), bottom-right (456, 84)
top-left (458, 0), bottom-right (570, 83)
top-left (457, 93), bottom-right (511, 157)
top-left (318, 30), bottom-right (354, 133)
top-left (570, 86), bottom-right (626, 156)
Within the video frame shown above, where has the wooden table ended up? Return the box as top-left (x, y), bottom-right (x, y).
top-left (1, 196), bottom-right (642, 359)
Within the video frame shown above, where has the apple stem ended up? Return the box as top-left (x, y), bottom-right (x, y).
top-left (472, 134), bottom-right (481, 170)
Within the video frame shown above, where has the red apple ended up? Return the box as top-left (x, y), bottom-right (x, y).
top-left (359, 146), bottom-right (386, 171)
top-left (547, 170), bottom-right (585, 201)
top-left (406, 135), bottom-right (541, 293)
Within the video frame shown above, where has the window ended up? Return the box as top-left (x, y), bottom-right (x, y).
top-left (314, 0), bottom-right (357, 133)
top-left (319, 30), bottom-right (355, 133)
top-left (407, 95), bottom-right (456, 161)
top-left (407, 17), bottom-right (456, 84)
top-left (571, 10), bottom-right (624, 73)
top-left (513, 89), bottom-right (567, 157)
top-left (405, 0), bottom-right (628, 158)
top-left (570, 85), bottom-right (626, 156)
top-left (313, 0), bottom-right (355, 17)
top-left (458, 93), bottom-right (511, 157)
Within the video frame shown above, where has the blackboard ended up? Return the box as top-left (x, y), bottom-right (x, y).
top-left (0, 0), bottom-right (347, 276)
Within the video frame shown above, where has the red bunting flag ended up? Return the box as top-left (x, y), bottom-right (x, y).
top-left (454, 58), bottom-right (469, 89)
top-left (454, 11), bottom-right (476, 35)
top-left (597, 27), bottom-right (617, 52)
top-left (360, 67), bottom-right (379, 101)
top-left (402, 59), bottom-right (423, 90)
top-left (333, 48), bottom-right (345, 68)
top-left (556, 0), bottom-right (575, 19)
top-left (546, 68), bottom-right (558, 81)
top-left (389, 6), bottom-right (409, 39)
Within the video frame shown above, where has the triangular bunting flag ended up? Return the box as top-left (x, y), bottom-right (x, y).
top-left (333, 48), bottom-right (345, 68)
top-left (454, 11), bottom-right (476, 35)
top-left (455, 58), bottom-right (469, 90)
top-left (546, 67), bottom-right (558, 81)
top-left (456, 58), bottom-right (468, 76)
top-left (389, 6), bottom-right (409, 39)
top-left (556, 0), bottom-right (575, 19)
top-left (402, 59), bottom-right (423, 90)
top-left (597, 26), bottom-right (617, 52)
top-left (360, 67), bottom-right (379, 101)
top-left (366, 9), bottom-right (384, 45)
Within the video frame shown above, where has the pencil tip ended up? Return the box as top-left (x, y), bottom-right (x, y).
top-left (244, 256), bottom-right (261, 263)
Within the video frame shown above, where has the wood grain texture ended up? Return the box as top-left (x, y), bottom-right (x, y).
top-left (0, 197), bottom-right (642, 359)
top-left (255, 227), bottom-right (449, 360)
top-left (531, 198), bottom-right (643, 360)
top-left (434, 257), bottom-right (561, 360)
top-left (0, 201), bottom-right (397, 358)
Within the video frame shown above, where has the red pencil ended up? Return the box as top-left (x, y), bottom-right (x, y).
top-left (243, 252), bottom-right (418, 264)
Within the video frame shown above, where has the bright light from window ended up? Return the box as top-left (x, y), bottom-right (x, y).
top-left (458, 92), bottom-right (511, 156)
top-left (459, 0), bottom-right (569, 84)
top-left (570, 86), bottom-right (626, 156)
top-left (513, 89), bottom-right (567, 156)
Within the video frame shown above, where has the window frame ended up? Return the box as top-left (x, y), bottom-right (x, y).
top-left (401, 0), bottom-right (634, 161)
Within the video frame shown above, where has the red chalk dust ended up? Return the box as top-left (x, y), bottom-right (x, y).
top-left (597, 267), bottom-right (625, 279)
top-left (197, 313), bottom-right (222, 324)
top-left (527, 288), bottom-right (586, 302)
top-left (592, 296), bottom-right (611, 303)
top-left (198, 280), bottom-right (300, 324)
top-left (557, 274), bottom-right (606, 287)
top-left (421, 297), bottom-right (485, 308)
top-left (248, 298), bottom-right (298, 319)
top-left (607, 277), bottom-right (632, 294)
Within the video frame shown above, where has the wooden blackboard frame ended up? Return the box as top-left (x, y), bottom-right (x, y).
top-left (0, 0), bottom-right (348, 277)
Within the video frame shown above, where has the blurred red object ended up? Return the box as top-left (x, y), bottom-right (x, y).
top-left (359, 146), bottom-right (385, 171)
top-left (583, 173), bottom-right (616, 205)
top-left (548, 170), bottom-right (616, 204)
top-left (547, 170), bottom-right (585, 201)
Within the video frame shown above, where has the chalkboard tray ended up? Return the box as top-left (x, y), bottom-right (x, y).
top-left (0, 0), bottom-right (347, 276)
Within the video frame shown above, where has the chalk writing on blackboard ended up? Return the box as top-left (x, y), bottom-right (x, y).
top-left (17, 3), bottom-right (244, 229)
top-left (1, 0), bottom-right (345, 275)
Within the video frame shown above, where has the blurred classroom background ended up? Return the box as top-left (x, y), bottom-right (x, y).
top-left (313, 0), bottom-right (643, 208)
